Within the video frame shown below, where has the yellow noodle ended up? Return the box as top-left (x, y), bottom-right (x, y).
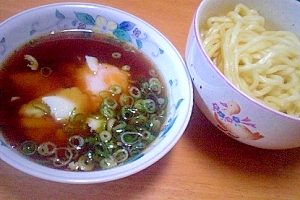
top-left (201, 3), bottom-right (300, 117)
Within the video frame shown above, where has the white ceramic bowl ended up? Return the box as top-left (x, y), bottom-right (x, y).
top-left (0, 3), bottom-right (193, 183)
top-left (185, 0), bottom-right (300, 149)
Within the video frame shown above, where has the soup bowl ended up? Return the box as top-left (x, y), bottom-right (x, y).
top-left (0, 3), bottom-right (193, 183)
top-left (185, 0), bottom-right (300, 149)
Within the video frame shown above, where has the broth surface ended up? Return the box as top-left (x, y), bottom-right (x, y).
top-left (0, 31), bottom-right (167, 170)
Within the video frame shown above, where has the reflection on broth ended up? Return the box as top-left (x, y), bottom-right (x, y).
top-left (0, 31), bottom-right (168, 171)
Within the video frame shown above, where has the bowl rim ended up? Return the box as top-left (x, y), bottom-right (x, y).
top-left (0, 2), bottom-right (193, 184)
top-left (192, 0), bottom-right (300, 122)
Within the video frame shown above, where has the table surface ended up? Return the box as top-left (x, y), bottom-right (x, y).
top-left (1, 0), bottom-right (300, 199)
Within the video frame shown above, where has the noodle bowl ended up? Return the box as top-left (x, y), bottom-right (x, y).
top-left (0, 3), bottom-right (193, 183)
top-left (186, 0), bottom-right (300, 149)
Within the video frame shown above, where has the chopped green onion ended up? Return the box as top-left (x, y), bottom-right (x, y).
top-left (142, 130), bottom-right (156, 142)
top-left (96, 120), bottom-right (107, 133)
top-left (129, 148), bottom-right (140, 156)
top-left (62, 123), bottom-right (76, 135)
top-left (68, 161), bottom-right (78, 171)
top-left (113, 149), bottom-right (129, 163)
top-left (100, 157), bottom-right (117, 169)
top-left (123, 43), bottom-right (132, 52)
top-left (149, 69), bottom-right (157, 77)
top-left (72, 113), bottom-right (86, 124)
top-left (107, 118), bottom-right (117, 132)
top-left (100, 105), bottom-right (116, 118)
top-left (132, 142), bottom-right (146, 150)
top-left (84, 137), bottom-right (97, 146)
top-left (38, 142), bottom-right (56, 156)
top-left (18, 71), bottom-right (168, 171)
top-left (40, 67), bottom-right (52, 78)
top-left (20, 141), bottom-right (37, 155)
top-left (93, 142), bottom-right (110, 158)
top-left (148, 117), bottom-right (162, 132)
top-left (109, 85), bottom-right (122, 95)
top-left (129, 86), bottom-right (141, 98)
top-left (157, 97), bottom-right (167, 109)
top-left (142, 130), bottom-right (151, 138)
top-left (99, 130), bottom-right (112, 142)
top-left (119, 94), bottom-right (134, 107)
top-left (76, 155), bottom-right (95, 171)
top-left (129, 115), bottom-right (148, 126)
top-left (53, 147), bottom-right (73, 167)
top-left (141, 82), bottom-right (149, 91)
top-left (143, 99), bottom-right (156, 113)
top-left (149, 78), bottom-right (162, 94)
top-left (112, 121), bottom-right (127, 134)
top-left (133, 99), bottom-right (145, 111)
top-left (119, 106), bottom-right (135, 120)
top-left (103, 97), bottom-right (118, 110)
top-left (70, 148), bottom-right (80, 161)
top-left (68, 135), bottom-right (84, 150)
top-left (121, 132), bottom-right (143, 145)
top-left (122, 65), bottom-right (131, 71)
top-left (129, 142), bottom-right (146, 156)
top-left (88, 114), bottom-right (102, 120)
top-left (112, 52), bottom-right (121, 59)
top-left (106, 141), bottom-right (117, 150)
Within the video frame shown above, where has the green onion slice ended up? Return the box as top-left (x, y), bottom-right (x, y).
top-left (38, 142), bottom-right (57, 156)
top-left (149, 69), bottom-right (157, 77)
top-left (112, 52), bottom-right (121, 59)
top-left (103, 97), bottom-right (118, 110)
top-left (149, 78), bottom-right (162, 94)
top-left (112, 121), bottom-right (127, 134)
top-left (143, 99), bottom-right (156, 113)
top-left (109, 85), bottom-right (122, 95)
top-left (123, 43), bottom-right (132, 52)
top-left (100, 156), bottom-right (117, 169)
top-left (68, 135), bottom-right (84, 150)
top-left (121, 132), bottom-right (143, 145)
top-left (142, 130), bottom-right (156, 142)
top-left (101, 105), bottom-right (116, 118)
top-left (53, 147), bottom-right (73, 167)
top-left (113, 149), bottom-right (129, 163)
top-left (148, 117), bottom-right (162, 132)
top-left (120, 106), bottom-right (135, 120)
top-left (72, 113), bottom-right (86, 124)
top-left (40, 67), bottom-right (52, 78)
top-left (129, 115), bottom-right (148, 126)
top-left (20, 141), bottom-right (37, 156)
top-left (129, 86), bottom-right (141, 98)
top-left (122, 65), bottom-right (131, 71)
top-left (107, 118), bottom-right (117, 132)
top-left (119, 94), bottom-right (134, 107)
top-left (99, 130), bottom-right (112, 142)
top-left (76, 155), bottom-right (95, 171)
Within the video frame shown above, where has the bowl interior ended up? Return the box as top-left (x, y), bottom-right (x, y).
top-left (0, 3), bottom-right (193, 183)
top-left (196, 0), bottom-right (300, 37)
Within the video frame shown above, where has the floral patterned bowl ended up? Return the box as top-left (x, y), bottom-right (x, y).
top-left (0, 3), bottom-right (193, 183)
top-left (185, 0), bottom-right (300, 149)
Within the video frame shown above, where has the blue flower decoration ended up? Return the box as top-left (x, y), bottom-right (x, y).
top-left (28, 10), bottom-right (164, 57)
top-left (217, 110), bottom-right (225, 119)
top-left (232, 116), bottom-right (240, 123)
